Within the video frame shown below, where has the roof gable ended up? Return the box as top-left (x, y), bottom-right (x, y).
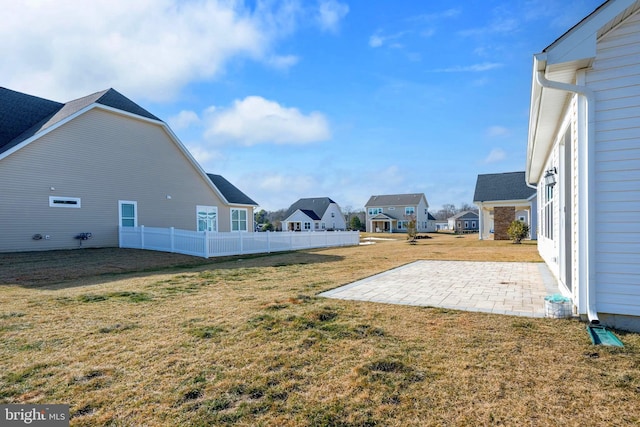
top-left (206, 174), bottom-right (257, 206)
top-left (450, 211), bottom-right (479, 220)
top-left (473, 172), bottom-right (535, 202)
top-left (0, 87), bottom-right (162, 157)
top-left (365, 193), bottom-right (427, 207)
top-left (284, 197), bottom-right (337, 219)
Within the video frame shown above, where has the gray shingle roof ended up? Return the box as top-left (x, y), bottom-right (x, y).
top-left (473, 172), bottom-right (536, 202)
top-left (284, 197), bottom-right (337, 219)
top-left (450, 210), bottom-right (479, 220)
top-left (206, 174), bottom-right (258, 206)
top-left (0, 87), bottom-right (160, 155)
top-left (365, 193), bottom-right (426, 207)
top-left (0, 87), bottom-right (64, 153)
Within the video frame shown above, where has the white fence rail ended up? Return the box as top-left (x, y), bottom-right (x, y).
top-left (119, 226), bottom-right (360, 258)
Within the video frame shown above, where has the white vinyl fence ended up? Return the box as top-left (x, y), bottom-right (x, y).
top-left (119, 226), bottom-right (360, 258)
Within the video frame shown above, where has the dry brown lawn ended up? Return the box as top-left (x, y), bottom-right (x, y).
top-left (1, 233), bottom-right (639, 426)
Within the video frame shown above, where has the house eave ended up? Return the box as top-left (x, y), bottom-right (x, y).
top-left (526, 0), bottom-right (640, 185)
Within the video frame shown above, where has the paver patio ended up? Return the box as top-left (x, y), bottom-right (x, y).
top-left (320, 260), bottom-right (559, 318)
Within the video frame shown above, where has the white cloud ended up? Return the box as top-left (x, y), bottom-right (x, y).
top-left (316, 0), bottom-right (349, 33)
top-left (484, 148), bottom-right (507, 164)
top-left (369, 34), bottom-right (384, 48)
top-left (431, 62), bottom-right (503, 73)
top-left (185, 144), bottom-right (224, 165)
top-left (0, 0), bottom-right (306, 102)
top-left (412, 8), bottom-right (461, 22)
top-left (168, 110), bottom-right (200, 130)
top-left (486, 126), bottom-right (510, 137)
top-left (266, 54), bottom-right (300, 70)
top-left (204, 96), bottom-right (331, 145)
top-left (368, 31), bottom-right (407, 49)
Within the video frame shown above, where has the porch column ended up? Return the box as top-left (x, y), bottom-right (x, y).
top-left (478, 203), bottom-right (484, 240)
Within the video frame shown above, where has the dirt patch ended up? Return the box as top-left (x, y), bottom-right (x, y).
top-left (0, 248), bottom-right (210, 287)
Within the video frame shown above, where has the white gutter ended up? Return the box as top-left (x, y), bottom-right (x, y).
top-left (534, 58), bottom-right (599, 325)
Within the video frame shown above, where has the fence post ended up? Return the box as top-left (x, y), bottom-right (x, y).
top-left (170, 227), bottom-right (175, 253)
top-left (205, 231), bottom-right (210, 258)
top-left (140, 225), bottom-right (145, 249)
top-left (239, 231), bottom-right (243, 254)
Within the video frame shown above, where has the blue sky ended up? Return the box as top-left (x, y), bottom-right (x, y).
top-left (3, 0), bottom-right (604, 211)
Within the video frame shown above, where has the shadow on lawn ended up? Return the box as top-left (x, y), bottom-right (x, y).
top-left (0, 248), bottom-right (345, 290)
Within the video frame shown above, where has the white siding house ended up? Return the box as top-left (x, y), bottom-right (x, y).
top-left (473, 172), bottom-right (537, 240)
top-left (526, 0), bottom-right (640, 331)
top-left (364, 193), bottom-right (435, 233)
top-left (282, 197), bottom-right (347, 231)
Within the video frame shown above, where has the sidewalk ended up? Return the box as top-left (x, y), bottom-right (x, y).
top-left (320, 260), bottom-right (558, 318)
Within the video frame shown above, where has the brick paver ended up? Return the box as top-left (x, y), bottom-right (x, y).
top-left (320, 260), bottom-right (558, 318)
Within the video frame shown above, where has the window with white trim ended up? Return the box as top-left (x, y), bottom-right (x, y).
top-left (119, 201), bottom-right (137, 227)
top-left (197, 206), bottom-right (217, 232)
top-left (368, 207), bottom-right (383, 215)
top-left (304, 222), bottom-right (311, 230)
top-left (49, 196), bottom-right (81, 208)
top-left (464, 221), bottom-right (469, 228)
top-left (231, 208), bottom-right (248, 232)
top-left (471, 221), bottom-right (476, 228)
top-left (397, 221), bottom-right (406, 230)
top-left (405, 207), bottom-right (415, 216)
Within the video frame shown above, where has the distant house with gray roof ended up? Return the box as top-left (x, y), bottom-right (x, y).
top-left (364, 193), bottom-right (435, 233)
top-left (447, 211), bottom-right (479, 233)
top-left (473, 171), bottom-right (536, 240)
top-left (282, 197), bottom-right (346, 231)
top-left (0, 87), bottom-right (257, 252)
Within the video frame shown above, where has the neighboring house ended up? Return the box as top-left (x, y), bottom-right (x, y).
top-left (0, 87), bottom-right (257, 253)
top-left (447, 211), bottom-right (479, 233)
top-left (364, 193), bottom-right (435, 233)
top-left (473, 171), bottom-right (537, 241)
top-left (426, 212), bottom-right (437, 232)
top-left (435, 220), bottom-right (449, 231)
top-left (282, 197), bottom-right (346, 231)
top-left (526, 0), bottom-right (640, 331)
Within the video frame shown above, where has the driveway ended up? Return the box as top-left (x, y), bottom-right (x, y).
top-left (320, 260), bottom-right (558, 318)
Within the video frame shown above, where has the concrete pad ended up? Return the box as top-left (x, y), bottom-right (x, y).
top-left (319, 260), bottom-right (558, 318)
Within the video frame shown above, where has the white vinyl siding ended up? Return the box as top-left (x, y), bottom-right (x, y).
top-left (587, 12), bottom-right (640, 316)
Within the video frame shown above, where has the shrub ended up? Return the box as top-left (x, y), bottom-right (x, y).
top-left (507, 220), bottom-right (530, 244)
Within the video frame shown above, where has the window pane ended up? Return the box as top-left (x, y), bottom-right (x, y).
top-left (122, 204), bottom-right (134, 217)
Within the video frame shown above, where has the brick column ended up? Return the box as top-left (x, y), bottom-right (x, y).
top-left (494, 206), bottom-right (515, 240)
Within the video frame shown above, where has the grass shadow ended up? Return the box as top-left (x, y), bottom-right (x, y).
top-left (0, 248), bottom-right (345, 290)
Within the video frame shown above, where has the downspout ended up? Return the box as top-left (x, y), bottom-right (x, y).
top-left (534, 63), bottom-right (599, 325)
